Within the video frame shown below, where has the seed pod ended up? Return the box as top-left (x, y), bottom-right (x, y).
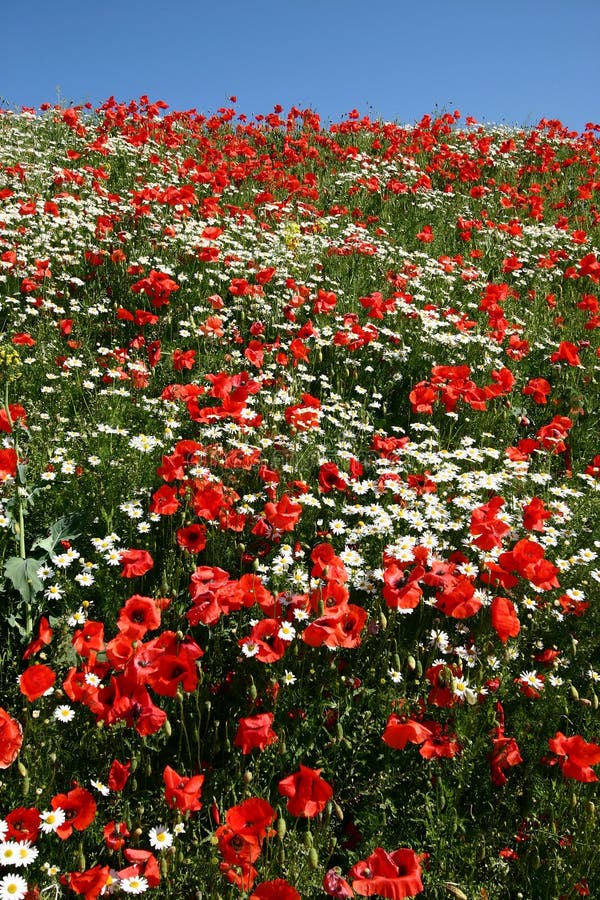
top-left (308, 847), bottom-right (319, 869)
top-left (444, 885), bottom-right (468, 900)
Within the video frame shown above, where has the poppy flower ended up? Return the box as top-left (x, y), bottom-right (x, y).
top-left (548, 732), bottom-right (600, 782)
top-left (490, 596), bottom-right (520, 643)
top-left (117, 595), bottom-right (161, 639)
top-left (163, 765), bottom-right (205, 813)
top-left (176, 522), bottom-right (207, 553)
top-left (263, 494), bottom-right (303, 531)
top-left (51, 785), bottom-right (97, 839)
top-left (120, 548), bottom-right (154, 578)
top-left (349, 846), bottom-right (424, 898)
top-left (103, 820), bottom-right (129, 851)
top-left (0, 447), bottom-right (18, 481)
top-left (323, 868), bottom-right (355, 897)
top-left (278, 765), bottom-right (333, 817)
top-left (22, 616), bottom-right (53, 660)
top-left (107, 759), bottom-right (131, 792)
top-left (382, 715), bottom-right (433, 751)
top-left (19, 664), bottom-right (56, 701)
top-left (122, 848), bottom-right (161, 887)
top-left (234, 713), bottom-right (278, 754)
top-left (0, 708), bottom-right (22, 768)
top-left (250, 880), bottom-right (301, 899)
top-left (5, 806), bottom-right (40, 842)
top-left (61, 865), bottom-right (110, 900)
top-left (0, 404), bottom-right (26, 432)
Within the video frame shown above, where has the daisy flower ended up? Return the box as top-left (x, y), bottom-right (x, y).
top-left (53, 705), bottom-right (75, 723)
top-left (120, 875), bottom-right (149, 894)
top-left (0, 843), bottom-right (21, 866)
top-left (0, 873), bottom-right (29, 900)
top-left (40, 809), bottom-right (65, 834)
top-left (148, 827), bottom-right (173, 851)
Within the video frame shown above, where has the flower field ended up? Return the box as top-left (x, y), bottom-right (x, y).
top-left (1, 98), bottom-right (600, 898)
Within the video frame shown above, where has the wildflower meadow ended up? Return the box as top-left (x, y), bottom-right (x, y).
top-left (1, 98), bottom-right (600, 899)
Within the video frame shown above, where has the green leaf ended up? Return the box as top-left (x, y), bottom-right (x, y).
top-left (31, 513), bottom-right (83, 556)
top-left (3, 556), bottom-right (44, 604)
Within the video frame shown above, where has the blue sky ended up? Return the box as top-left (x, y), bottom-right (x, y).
top-left (2, 0), bottom-right (599, 131)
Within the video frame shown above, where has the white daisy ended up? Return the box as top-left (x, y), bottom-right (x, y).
top-left (148, 827), bottom-right (173, 851)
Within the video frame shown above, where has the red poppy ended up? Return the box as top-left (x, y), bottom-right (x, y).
top-left (103, 820), bottom-right (129, 851)
top-left (278, 765), bottom-right (333, 817)
top-left (234, 713), bottom-right (278, 754)
top-left (382, 715), bottom-right (433, 751)
top-left (489, 731), bottom-right (523, 787)
top-left (250, 880), bottom-right (301, 899)
top-left (149, 484), bottom-right (180, 515)
top-left (263, 494), bottom-right (303, 531)
top-left (19, 664), bottom-right (56, 700)
top-left (176, 522), bottom-right (207, 553)
top-left (239, 619), bottom-right (286, 662)
top-left (522, 497), bottom-right (552, 532)
top-left (522, 377), bottom-right (551, 404)
top-left (349, 846), bottom-right (424, 898)
top-left (0, 403), bottom-right (26, 432)
top-left (120, 548), bottom-right (154, 578)
top-left (51, 785), bottom-right (97, 839)
top-left (61, 866), bottom-right (111, 900)
top-left (548, 732), bottom-right (600, 782)
top-left (107, 759), bottom-right (131, 791)
top-left (72, 620), bottom-right (105, 659)
top-left (490, 596), bottom-right (520, 643)
top-left (22, 616), bottom-right (53, 660)
top-left (469, 496), bottom-right (510, 550)
top-left (117, 594), bottom-right (161, 639)
top-left (122, 848), bottom-right (161, 887)
top-left (0, 447), bottom-right (18, 481)
top-left (5, 806), bottom-right (40, 842)
top-left (0, 708), bottom-right (22, 768)
top-left (323, 868), bottom-right (355, 897)
top-left (550, 341), bottom-right (581, 366)
top-left (163, 765), bottom-right (205, 813)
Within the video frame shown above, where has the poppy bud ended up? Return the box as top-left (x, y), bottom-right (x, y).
top-left (309, 847), bottom-right (319, 869)
top-left (276, 817), bottom-right (287, 840)
top-left (164, 719), bottom-right (172, 737)
top-left (17, 761), bottom-right (28, 777)
top-left (570, 684), bottom-right (579, 702)
top-left (406, 655), bottom-right (416, 671)
top-left (585, 801), bottom-right (595, 819)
